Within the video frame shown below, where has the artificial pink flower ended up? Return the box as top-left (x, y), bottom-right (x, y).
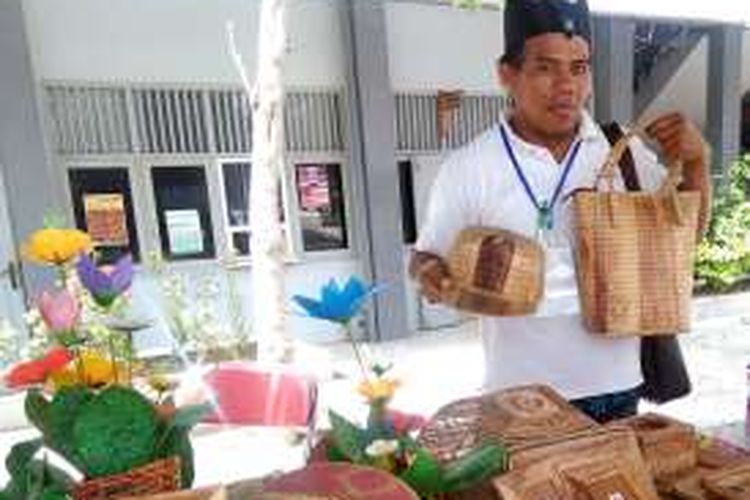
top-left (37, 289), bottom-right (80, 333)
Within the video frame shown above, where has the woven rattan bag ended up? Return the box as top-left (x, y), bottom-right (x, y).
top-left (572, 129), bottom-right (700, 336)
top-left (444, 227), bottom-right (544, 316)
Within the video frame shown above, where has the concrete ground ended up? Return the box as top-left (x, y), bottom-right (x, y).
top-left (0, 291), bottom-right (748, 488)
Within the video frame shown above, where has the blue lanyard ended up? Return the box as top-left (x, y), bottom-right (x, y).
top-left (499, 124), bottom-right (582, 232)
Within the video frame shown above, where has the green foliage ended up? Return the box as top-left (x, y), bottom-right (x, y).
top-left (1, 440), bottom-right (74, 500)
top-left (43, 386), bottom-right (92, 470)
top-left (442, 443), bottom-right (508, 493)
top-left (328, 410), bottom-right (367, 463)
top-left (9, 384), bottom-right (207, 492)
top-left (5, 439), bottom-right (42, 481)
top-left (695, 155), bottom-right (750, 292)
top-left (327, 410), bottom-right (508, 497)
top-left (24, 390), bottom-right (50, 432)
top-left (72, 386), bottom-right (158, 477)
top-left (152, 403), bottom-right (210, 488)
top-left (399, 447), bottom-right (443, 495)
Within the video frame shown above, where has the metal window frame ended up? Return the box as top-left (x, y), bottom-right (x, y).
top-left (287, 151), bottom-right (354, 262)
top-left (215, 156), bottom-right (299, 264)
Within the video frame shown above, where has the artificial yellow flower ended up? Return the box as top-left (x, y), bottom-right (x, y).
top-left (357, 377), bottom-right (400, 402)
top-left (146, 373), bottom-right (178, 394)
top-left (50, 349), bottom-right (126, 388)
top-left (23, 228), bottom-right (92, 265)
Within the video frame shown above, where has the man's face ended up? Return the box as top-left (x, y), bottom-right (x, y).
top-left (499, 33), bottom-right (592, 138)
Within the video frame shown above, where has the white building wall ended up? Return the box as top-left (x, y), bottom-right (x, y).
top-left (22, 0), bottom-right (345, 87)
top-left (385, 2), bottom-right (503, 92)
top-left (645, 31), bottom-right (750, 133)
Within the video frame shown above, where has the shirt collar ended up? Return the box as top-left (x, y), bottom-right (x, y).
top-left (498, 110), bottom-right (599, 160)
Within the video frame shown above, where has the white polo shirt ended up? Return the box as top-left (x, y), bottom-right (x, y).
top-left (416, 112), bottom-right (666, 399)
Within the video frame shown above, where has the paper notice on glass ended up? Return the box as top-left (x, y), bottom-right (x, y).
top-left (165, 209), bottom-right (203, 255)
top-left (84, 193), bottom-right (129, 246)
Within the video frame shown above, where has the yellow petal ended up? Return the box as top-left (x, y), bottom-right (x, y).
top-left (23, 228), bottom-right (92, 265)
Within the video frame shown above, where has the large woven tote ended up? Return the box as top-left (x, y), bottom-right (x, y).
top-left (572, 129), bottom-right (700, 336)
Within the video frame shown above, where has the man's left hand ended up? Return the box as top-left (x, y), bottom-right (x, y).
top-left (644, 112), bottom-right (706, 165)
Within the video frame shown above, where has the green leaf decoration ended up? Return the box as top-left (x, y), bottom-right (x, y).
top-left (38, 488), bottom-right (68, 500)
top-left (171, 403), bottom-right (211, 430)
top-left (72, 386), bottom-right (158, 477)
top-left (27, 459), bottom-right (75, 495)
top-left (44, 385), bottom-right (93, 470)
top-left (328, 410), bottom-right (366, 463)
top-left (153, 421), bottom-right (193, 489)
top-left (441, 443), bottom-right (508, 493)
top-left (5, 439), bottom-right (42, 483)
top-left (324, 442), bottom-right (349, 463)
top-left (398, 447), bottom-right (443, 496)
top-left (24, 390), bottom-right (49, 434)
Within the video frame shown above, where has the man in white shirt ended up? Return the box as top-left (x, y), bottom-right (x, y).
top-left (410, 0), bottom-right (711, 422)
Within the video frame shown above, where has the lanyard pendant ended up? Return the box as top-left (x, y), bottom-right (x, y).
top-left (536, 201), bottom-right (553, 233)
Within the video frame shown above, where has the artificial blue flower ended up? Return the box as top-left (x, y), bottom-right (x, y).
top-left (293, 276), bottom-right (376, 324)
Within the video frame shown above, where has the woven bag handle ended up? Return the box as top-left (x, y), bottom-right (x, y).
top-left (596, 122), bottom-right (686, 225)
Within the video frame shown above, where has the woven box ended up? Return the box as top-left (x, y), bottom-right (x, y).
top-left (614, 413), bottom-right (697, 482)
top-left (701, 460), bottom-right (750, 499)
top-left (572, 130), bottom-right (700, 336)
top-left (417, 385), bottom-right (598, 463)
top-left (445, 227), bottom-right (543, 316)
top-left (495, 427), bottom-right (660, 499)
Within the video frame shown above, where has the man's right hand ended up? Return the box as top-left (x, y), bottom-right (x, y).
top-left (408, 251), bottom-right (455, 303)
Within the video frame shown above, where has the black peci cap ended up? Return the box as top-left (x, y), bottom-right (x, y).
top-left (503, 0), bottom-right (592, 62)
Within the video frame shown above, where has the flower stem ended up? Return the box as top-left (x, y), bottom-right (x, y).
top-left (74, 346), bottom-right (86, 385)
top-left (344, 322), bottom-right (369, 383)
top-left (108, 335), bottom-right (120, 385)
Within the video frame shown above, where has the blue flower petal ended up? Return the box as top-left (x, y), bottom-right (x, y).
top-left (294, 276), bottom-right (380, 324)
top-left (292, 295), bottom-right (326, 319)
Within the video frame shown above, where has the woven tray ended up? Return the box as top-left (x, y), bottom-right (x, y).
top-left (444, 227), bottom-right (544, 316)
top-left (74, 457), bottom-right (181, 500)
top-left (495, 427), bottom-right (660, 499)
top-left (614, 413), bottom-right (697, 481)
top-left (417, 385), bottom-right (598, 463)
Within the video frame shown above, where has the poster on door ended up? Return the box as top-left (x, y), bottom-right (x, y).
top-left (165, 209), bottom-right (204, 256)
top-left (83, 193), bottom-right (129, 247)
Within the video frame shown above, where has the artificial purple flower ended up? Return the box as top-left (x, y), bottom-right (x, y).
top-left (77, 253), bottom-right (134, 307)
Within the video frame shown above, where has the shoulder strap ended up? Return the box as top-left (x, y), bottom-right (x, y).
top-left (599, 122), bottom-right (641, 192)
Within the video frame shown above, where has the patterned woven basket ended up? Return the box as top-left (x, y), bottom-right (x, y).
top-left (613, 413), bottom-right (697, 483)
top-left (73, 457), bottom-right (181, 500)
top-left (495, 427), bottom-right (660, 499)
top-left (417, 385), bottom-right (598, 464)
top-left (444, 227), bottom-right (543, 316)
top-left (572, 129), bottom-right (700, 336)
top-left (701, 460), bottom-right (750, 499)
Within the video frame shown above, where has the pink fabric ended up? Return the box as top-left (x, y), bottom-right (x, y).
top-left (386, 409), bottom-right (428, 435)
top-left (202, 362), bottom-right (316, 426)
top-left (262, 462), bottom-right (419, 499)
